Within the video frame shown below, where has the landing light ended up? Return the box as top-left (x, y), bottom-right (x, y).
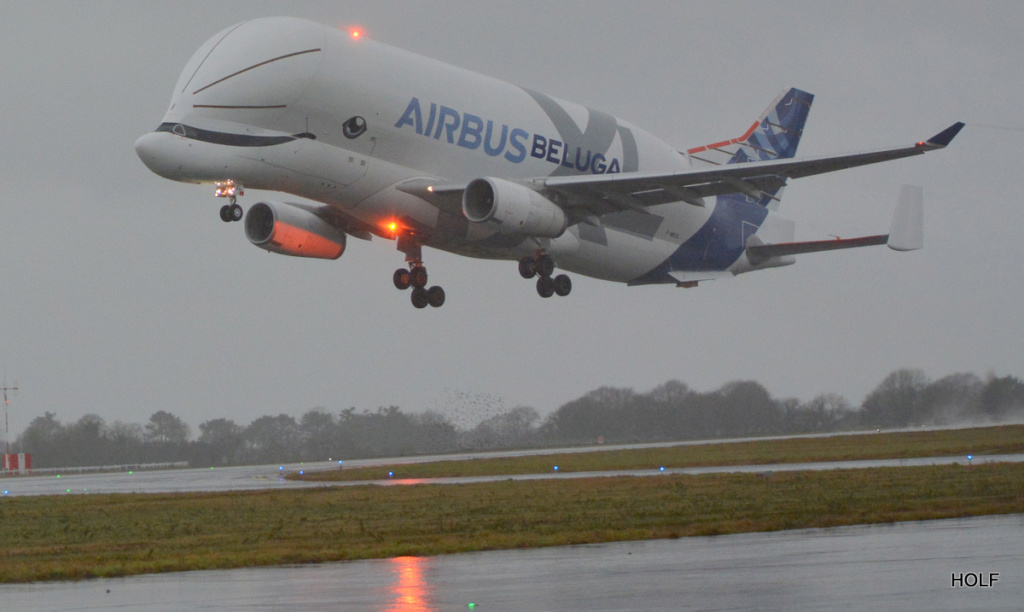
top-left (214, 180), bottom-right (243, 199)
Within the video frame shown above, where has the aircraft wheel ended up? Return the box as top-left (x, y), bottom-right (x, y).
top-left (393, 268), bottom-right (411, 290)
top-left (535, 254), bottom-right (555, 278)
top-left (230, 203), bottom-right (243, 221)
top-left (427, 286), bottom-right (446, 308)
top-left (553, 274), bottom-right (572, 297)
top-left (410, 266), bottom-right (428, 288)
top-left (518, 256), bottom-right (536, 279)
top-left (537, 276), bottom-right (555, 298)
top-left (411, 287), bottom-right (429, 309)
top-left (219, 205), bottom-right (232, 222)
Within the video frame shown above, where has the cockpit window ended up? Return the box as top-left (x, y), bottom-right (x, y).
top-left (154, 122), bottom-right (315, 147)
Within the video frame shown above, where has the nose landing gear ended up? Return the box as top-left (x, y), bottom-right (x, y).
top-left (219, 203), bottom-right (243, 222)
top-left (519, 252), bottom-right (572, 298)
top-left (215, 180), bottom-right (244, 223)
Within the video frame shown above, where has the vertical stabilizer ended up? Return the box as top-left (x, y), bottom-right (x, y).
top-left (687, 88), bottom-right (814, 167)
top-left (888, 184), bottom-right (924, 251)
top-left (686, 88), bottom-right (813, 210)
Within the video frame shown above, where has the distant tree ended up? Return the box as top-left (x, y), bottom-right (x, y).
top-left (300, 409), bottom-right (337, 460)
top-left (198, 418), bottom-right (244, 446)
top-left (360, 406), bottom-right (420, 456)
top-left (243, 414), bottom-right (302, 463)
top-left (541, 386), bottom-right (637, 443)
top-left (642, 381), bottom-right (706, 440)
top-left (464, 406), bottom-right (539, 449)
top-left (105, 421), bottom-right (145, 464)
top-left (979, 376), bottom-right (1024, 421)
top-left (786, 394), bottom-right (852, 432)
top-left (144, 410), bottom-right (191, 444)
top-left (412, 411), bottom-right (460, 454)
top-left (646, 380), bottom-right (693, 406)
top-left (716, 381), bottom-right (783, 436)
top-left (66, 414), bottom-right (109, 466)
top-left (18, 411), bottom-right (63, 448)
top-left (917, 373), bottom-right (984, 424)
top-left (861, 369), bottom-right (929, 427)
top-left (16, 412), bottom-right (66, 467)
top-left (194, 418), bottom-right (245, 465)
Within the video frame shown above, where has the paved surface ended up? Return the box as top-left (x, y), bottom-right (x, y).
top-left (3, 439), bottom-right (1019, 610)
top-left (3, 452), bottom-right (1021, 497)
top-left (2, 514), bottom-right (1019, 610)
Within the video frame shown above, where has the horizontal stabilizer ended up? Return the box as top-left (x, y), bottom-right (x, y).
top-left (746, 235), bottom-right (887, 263)
top-left (667, 270), bottom-right (733, 285)
top-left (746, 184), bottom-right (923, 263)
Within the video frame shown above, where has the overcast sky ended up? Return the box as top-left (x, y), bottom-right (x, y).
top-left (1, 1), bottom-right (1022, 436)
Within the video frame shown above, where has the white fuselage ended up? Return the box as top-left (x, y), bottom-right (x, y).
top-left (135, 17), bottom-right (794, 285)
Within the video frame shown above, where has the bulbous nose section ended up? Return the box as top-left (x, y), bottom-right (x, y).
top-left (134, 132), bottom-right (158, 169)
top-left (167, 17), bottom-right (326, 127)
top-left (134, 132), bottom-right (176, 179)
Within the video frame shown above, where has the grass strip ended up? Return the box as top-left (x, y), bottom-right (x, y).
top-left (1, 462), bottom-right (1022, 583)
top-left (294, 425), bottom-right (1024, 482)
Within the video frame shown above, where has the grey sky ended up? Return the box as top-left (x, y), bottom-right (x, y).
top-left (1, 1), bottom-right (1021, 436)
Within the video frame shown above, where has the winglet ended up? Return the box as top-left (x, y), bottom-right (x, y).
top-left (888, 185), bottom-right (923, 251)
top-left (922, 122), bottom-right (965, 148)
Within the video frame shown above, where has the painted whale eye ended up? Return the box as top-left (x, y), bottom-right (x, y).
top-left (343, 116), bottom-right (367, 139)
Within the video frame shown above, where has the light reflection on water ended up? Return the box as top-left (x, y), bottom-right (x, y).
top-left (385, 556), bottom-right (434, 612)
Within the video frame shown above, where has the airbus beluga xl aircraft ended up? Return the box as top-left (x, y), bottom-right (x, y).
top-left (135, 17), bottom-right (963, 309)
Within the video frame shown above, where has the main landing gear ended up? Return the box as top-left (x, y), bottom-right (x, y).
top-left (393, 233), bottom-right (445, 309)
top-left (518, 252), bottom-right (571, 298)
top-left (393, 264), bottom-right (446, 309)
top-left (215, 180), bottom-right (244, 223)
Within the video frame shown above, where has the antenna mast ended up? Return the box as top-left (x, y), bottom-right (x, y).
top-left (2, 379), bottom-right (17, 455)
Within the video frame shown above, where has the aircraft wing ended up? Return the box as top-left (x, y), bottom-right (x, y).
top-left (396, 123), bottom-right (962, 220)
top-left (541, 123), bottom-right (963, 216)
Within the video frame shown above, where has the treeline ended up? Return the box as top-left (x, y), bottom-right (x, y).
top-left (14, 370), bottom-right (1024, 469)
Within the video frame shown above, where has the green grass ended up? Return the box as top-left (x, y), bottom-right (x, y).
top-left (1, 425), bottom-right (1021, 584)
top-left (294, 424), bottom-right (1024, 482)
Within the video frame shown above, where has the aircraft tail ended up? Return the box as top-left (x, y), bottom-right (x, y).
top-left (687, 88), bottom-right (814, 167)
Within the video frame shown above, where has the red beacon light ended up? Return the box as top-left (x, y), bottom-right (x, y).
top-left (350, 28), bottom-right (364, 40)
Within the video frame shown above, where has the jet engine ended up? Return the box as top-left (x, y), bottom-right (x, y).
top-left (462, 177), bottom-right (567, 238)
top-left (244, 201), bottom-right (346, 259)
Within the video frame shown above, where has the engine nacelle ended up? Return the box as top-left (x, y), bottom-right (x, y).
top-left (244, 201), bottom-right (346, 259)
top-left (462, 177), bottom-right (567, 238)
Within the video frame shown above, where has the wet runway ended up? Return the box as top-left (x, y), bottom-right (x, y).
top-left (3, 453), bottom-right (1022, 497)
top-left (3, 441), bottom-right (1020, 609)
top-left (2, 514), bottom-right (1019, 610)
